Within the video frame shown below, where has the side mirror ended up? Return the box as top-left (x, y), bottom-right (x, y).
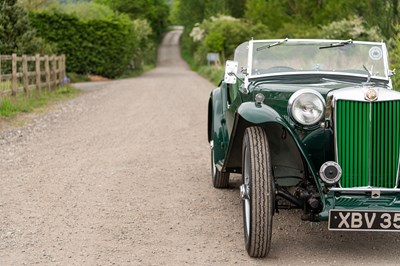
top-left (224, 60), bottom-right (238, 84)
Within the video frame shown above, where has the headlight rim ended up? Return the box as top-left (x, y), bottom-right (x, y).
top-left (287, 89), bottom-right (326, 127)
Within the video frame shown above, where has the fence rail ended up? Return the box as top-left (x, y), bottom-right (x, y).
top-left (0, 54), bottom-right (66, 96)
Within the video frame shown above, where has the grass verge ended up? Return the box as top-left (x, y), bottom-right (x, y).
top-left (0, 85), bottom-right (81, 118)
top-left (197, 65), bottom-right (224, 87)
top-left (181, 45), bottom-right (224, 86)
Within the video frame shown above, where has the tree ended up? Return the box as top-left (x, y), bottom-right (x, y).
top-left (244, 0), bottom-right (400, 40)
top-left (174, 0), bottom-right (246, 29)
top-left (0, 0), bottom-right (37, 54)
top-left (94, 0), bottom-right (169, 40)
top-left (174, 0), bottom-right (205, 30)
top-left (244, 0), bottom-right (289, 30)
top-left (227, 0), bottom-right (245, 18)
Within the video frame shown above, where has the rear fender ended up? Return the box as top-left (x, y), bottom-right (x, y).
top-left (208, 86), bottom-right (229, 169)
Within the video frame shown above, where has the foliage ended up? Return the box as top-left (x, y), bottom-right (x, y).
top-left (389, 25), bottom-right (400, 91)
top-left (172, 0), bottom-right (400, 90)
top-left (174, 0), bottom-right (246, 29)
top-left (244, 0), bottom-right (288, 30)
top-left (189, 15), bottom-right (270, 64)
top-left (0, 0), bottom-right (38, 54)
top-left (18, 0), bottom-right (57, 10)
top-left (174, 0), bottom-right (209, 31)
top-left (227, 0), bottom-right (245, 18)
top-left (273, 23), bottom-right (319, 39)
top-left (30, 11), bottom-right (153, 78)
top-left (131, 19), bottom-right (154, 69)
top-left (318, 16), bottom-right (382, 41)
top-left (66, 72), bottom-right (90, 83)
top-left (244, 0), bottom-right (399, 40)
top-left (57, 2), bottom-right (118, 20)
top-left (94, 0), bottom-right (169, 40)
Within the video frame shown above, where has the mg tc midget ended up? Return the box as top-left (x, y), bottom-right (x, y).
top-left (208, 39), bottom-right (400, 257)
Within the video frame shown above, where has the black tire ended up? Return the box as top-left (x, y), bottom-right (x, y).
top-left (211, 144), bottom-right (230, 188)
top-left (241, 127), bottom-right (274, 257)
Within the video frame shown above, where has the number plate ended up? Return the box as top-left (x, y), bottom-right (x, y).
top-left (329, 210), bottom-right (400, 231)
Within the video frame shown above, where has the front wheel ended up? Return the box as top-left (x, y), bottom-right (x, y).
top-left (240, 127), bottom-right (274, 257)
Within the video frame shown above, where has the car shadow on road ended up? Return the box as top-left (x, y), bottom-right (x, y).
top-left (222, 174), bottom-right (400, 262)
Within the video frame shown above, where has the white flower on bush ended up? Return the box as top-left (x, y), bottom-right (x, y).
top-left (190, 25), bottom-right (205, 42)
top-left (190, 15), bottom-right (239, 42)
top-left (320, 16), bottom-right (381, 41)
top-left (210, 15), bottom-right (238, 22)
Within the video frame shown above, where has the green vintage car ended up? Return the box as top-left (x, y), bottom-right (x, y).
top-left (208, 39), bottom-right (400, 257)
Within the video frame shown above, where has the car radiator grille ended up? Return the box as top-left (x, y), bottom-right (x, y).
top-left (336, 100), bottom-right (400, 188)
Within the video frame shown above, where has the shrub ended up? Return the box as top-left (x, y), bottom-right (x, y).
top-left (189, 15), bottom-right (270, 64)
top-left (57, 2), bottom-right (116, 20)
top-left (29, 11), bottom-right (148, 78)
top-left (318, 16), bottom-right (382, 41)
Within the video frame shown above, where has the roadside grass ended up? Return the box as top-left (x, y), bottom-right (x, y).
top-left (67, 72), bottom-right (91, 83)
top-left (66, 63), bottom-right (156, 83)
top-left (0, 62), bottom-right (155, 122)
top-left (181, 48), bottom-right (224, 86)
top-left (197, 65), bottom-right (224, 86)
top-left (0, 81), bottom-right (12, 94)
top-left (118, 63), bottom-right (156, 79)
top-left (0, 85), bottom-right (81, 118)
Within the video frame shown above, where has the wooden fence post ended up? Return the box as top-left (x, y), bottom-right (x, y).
top-left (51, 55), bottom-right (57, 90)
top-left (35, 54), bottom-right (41, 95)
top-left (22, 55), bottom-right (28, 95)
top-left (11, 53), bottom-right (17, 97)
top-left (56, 56), bottom-right (61, 85)
top-left (58, 56), bottom-right (63, 84)
top-left (45, 55), bottom-right (50, 92)
top-left (0, 55), bottom-right (2, 90)
top-left (61, 55), bottom-right (66, 82)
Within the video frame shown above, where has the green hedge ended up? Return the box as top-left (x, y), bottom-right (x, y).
top-left (30, 12), bottom-right (137, 78)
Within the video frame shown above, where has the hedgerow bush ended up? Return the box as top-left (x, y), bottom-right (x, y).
top-left (57, 2), bottom-right (116, 20)
top-left (318, 16), bottom-right (382, 41)
top-left (189, 15), bottom-right (270, 64)
top-left (30, 10), bottom-right (152, 78)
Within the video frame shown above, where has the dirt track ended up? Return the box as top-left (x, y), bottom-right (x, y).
top-left (1, 29), bottom-right (400, 265)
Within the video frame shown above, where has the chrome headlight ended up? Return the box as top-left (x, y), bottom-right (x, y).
top-left (288, 89), bottom-right (325, 126)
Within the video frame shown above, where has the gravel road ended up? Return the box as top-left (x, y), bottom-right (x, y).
top-left (1, 29), bottom-right (400, 265)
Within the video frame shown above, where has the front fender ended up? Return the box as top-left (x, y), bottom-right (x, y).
top-left (223, 102), bottom-right (291, 171)
top-left (237, 102), bottom-right (282, 125)
top-left (223, 102), bottom-right (322, 192)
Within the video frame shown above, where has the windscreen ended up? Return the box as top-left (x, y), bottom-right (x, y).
top-left (250, 40), bottom-right (387, 79)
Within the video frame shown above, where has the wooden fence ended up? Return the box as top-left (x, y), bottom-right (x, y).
top-left (0, 54), bottom-right (66, 96)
